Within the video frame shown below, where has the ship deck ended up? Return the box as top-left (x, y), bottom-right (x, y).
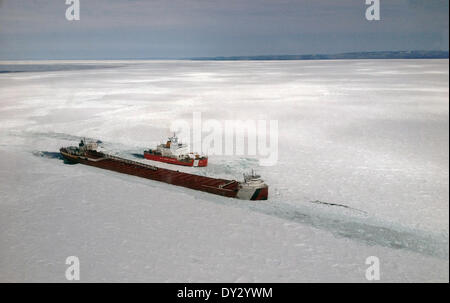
top-left (60, 148), bottom-right (239, 197)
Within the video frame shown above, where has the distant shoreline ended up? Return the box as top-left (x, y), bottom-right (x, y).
top-left (188, 50), bottom-right (449, 61)
top-left (0, 51), bottom-right (448, 62)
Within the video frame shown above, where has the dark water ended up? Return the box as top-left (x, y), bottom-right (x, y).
top-left (131, 153), bottom-right (145, 159)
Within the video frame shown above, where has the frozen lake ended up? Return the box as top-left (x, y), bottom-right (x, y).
top-left (0, 59), bottom-right (448, 282)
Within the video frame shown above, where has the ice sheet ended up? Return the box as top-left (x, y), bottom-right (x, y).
top-left (0, 59), bottom-right (448, 282)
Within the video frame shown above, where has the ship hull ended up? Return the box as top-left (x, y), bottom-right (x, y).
top-left (143, 152), bottom-right (208, 167)
top-left (60, 148), bottom-right (267, 200)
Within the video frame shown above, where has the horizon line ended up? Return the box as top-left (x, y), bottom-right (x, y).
top-left (0, 50), bottom-right (448, 61)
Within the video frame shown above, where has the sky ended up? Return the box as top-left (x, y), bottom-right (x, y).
top-left (0, 0), bottom-right (448, 59)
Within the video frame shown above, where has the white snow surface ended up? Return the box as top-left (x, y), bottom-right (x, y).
top-left (0, 59), bottom-right (448, 282)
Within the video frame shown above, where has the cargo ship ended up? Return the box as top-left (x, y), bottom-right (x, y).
top-left (144, 133), bottom-right (208, 167)
top-left (60, 140), bottom-right (268, 200)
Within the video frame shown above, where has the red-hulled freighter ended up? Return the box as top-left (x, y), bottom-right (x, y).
top-left (60, 140), bottom-right (268, 200)
top-left (144, 134), bottom-right (208, 167)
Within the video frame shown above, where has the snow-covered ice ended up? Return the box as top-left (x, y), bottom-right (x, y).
top-left (0, 59), bottom-right (448, 282)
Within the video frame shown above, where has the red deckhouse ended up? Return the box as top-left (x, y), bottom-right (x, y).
top-left (144, 133), bottom-right (208, 167)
